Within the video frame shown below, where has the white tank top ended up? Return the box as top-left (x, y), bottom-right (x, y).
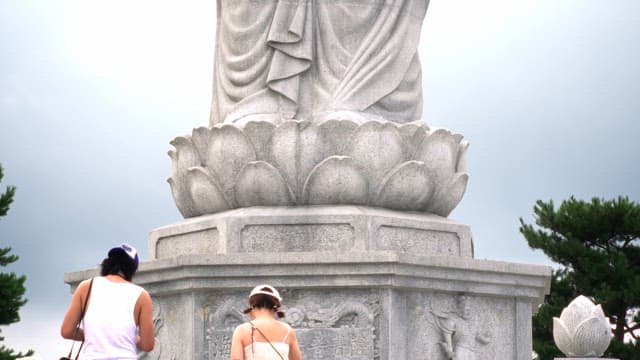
top-left (243, 322), bottom-right (291, 360)
top-left (81, 276), bottom-right (144, 359)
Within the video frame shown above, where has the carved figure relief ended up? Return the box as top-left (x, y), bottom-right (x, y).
top-left (428, 294), bottom-right (492, 360)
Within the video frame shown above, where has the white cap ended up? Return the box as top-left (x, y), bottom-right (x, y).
top-left (249, 284), bottom-right (282, 302)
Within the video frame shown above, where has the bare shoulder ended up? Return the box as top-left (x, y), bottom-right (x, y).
top-left (232, 322), bottom-right (252, 338)
top-left (136, 288), bottom-right (152, 304)
top-left (79, 278), bottom-right (93, 289)
top-left (278, 320), bottom-right (293, 330)
top-left (75, 278), bottom-right (94, 296)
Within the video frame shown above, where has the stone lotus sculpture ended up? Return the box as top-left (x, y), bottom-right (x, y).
top-left (553, 295), bottom-right (612, 357)
top-left (168, 116), bottom-right (469, 218)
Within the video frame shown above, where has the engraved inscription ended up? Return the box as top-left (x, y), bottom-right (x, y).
top-left (240, 224), bottom-right (354, 252)
top-left (377, 226), bottom-right (460, 255)
top-left (298, 328), bottom-right (374, 360)
top-left (206, 331), bottom-right (233, 360)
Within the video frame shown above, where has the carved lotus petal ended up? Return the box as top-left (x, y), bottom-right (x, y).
top-left (553, 317), bottom-right (573, 355)
top-left (302, 156), bottom-right (368, 205)
top-left (572, 316), bottom-right (613, 356)
top-left (243, 121), bottom-right (276, 161)
top-left (561, 295), bottom-right (598, 334)
top-left (374, 161), bottom-right (434, 211)
top-left (553, 295), bottom-right (612, 357)
top-left (170, 136), bottom-right (201, 177)
top-left (168, 177), bottom-right (196, 218)
top-left (346, 121), bottom-right (404, 191)
top-left (414, 128), bottom-right (461, 185)
top-left (192, 127), bottom-right (212, 164)
top-left (168, 136), bottom-right (202, 218)
top-left (426, 173), bottom-right (469, 217)
top-left (317, 119), bottom-right (358, 156)
top-left (398, 121), bottom-right (429, 139)
top-left (168, 120), bottom-right (471, 218)
top-left (235, 161), bottom-right (294, 207)
top-left (456, 140), bottom-right (470, 173)
top-left (399, 121), bottom-right (429, 158)
top-left (187, 167), bottom-right (230, 215)
top-left (270, 121), bottom-right (324, 201)
top-left (208, 124), bottom-right (256, 203)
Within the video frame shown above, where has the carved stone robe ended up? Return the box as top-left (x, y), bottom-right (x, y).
top-left (210, 0), bottom-right (429, 125)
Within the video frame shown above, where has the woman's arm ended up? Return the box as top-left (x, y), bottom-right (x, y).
top-left (229, 324), bottom-right (246, 360)
top-left (60, 279), bottom-right (90, 340)
top-left (135, 290), bottom-right (155, 352)
top-left (288, 330), bottom-right (302, 360)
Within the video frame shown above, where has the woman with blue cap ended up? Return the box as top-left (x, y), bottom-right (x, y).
top-left (61, 243), bottom-right (154, 358)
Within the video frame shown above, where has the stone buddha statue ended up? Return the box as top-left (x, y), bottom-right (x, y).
top-left (169, 0), bottom-right (469, 220)
top-left (210, 0), bottom-right (430, 126)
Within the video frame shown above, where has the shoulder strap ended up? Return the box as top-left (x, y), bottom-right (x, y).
top-left (66, 277), bottom-right (94, 360)
top-left (249, 321), bottom-right (285, 360)
top-left (282, 324), bottom-right (291, 342)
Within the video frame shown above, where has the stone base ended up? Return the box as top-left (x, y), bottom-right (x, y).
top-left (148, 206), bottom-right (474, 259)
top-left (65, 206), bottom-right (550, 360)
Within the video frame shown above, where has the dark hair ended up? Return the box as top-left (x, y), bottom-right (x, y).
top-left (243, 288), bottom-right (285, 318)
top-left (100, 248), bottom-right (138, 281)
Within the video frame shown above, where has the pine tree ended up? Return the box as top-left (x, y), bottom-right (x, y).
top-left (0, 164), bottom-right (34, 359)
top-left (520, 196), bottom-right (640, 359)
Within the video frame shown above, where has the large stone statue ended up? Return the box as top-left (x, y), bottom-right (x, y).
top-left (169, 0), bottom-right (469, 219)
top-left (211, 0), bottom-right (429, 126)
top-left (65, 2), bottom-right (552, 360)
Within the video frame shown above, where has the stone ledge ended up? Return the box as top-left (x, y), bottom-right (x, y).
top-left (148, 205), bottom-right (474, 259)
top-left (65, 251), bottom-right (550, 310)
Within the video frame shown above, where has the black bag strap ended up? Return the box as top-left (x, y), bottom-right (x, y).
top-left (249, 321), bottom-right (285, 360)
top-left (66, 277), bottom-right (94, 360)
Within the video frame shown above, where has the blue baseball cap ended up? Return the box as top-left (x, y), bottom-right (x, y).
top-left (108, 243), bottom-right (139, 265)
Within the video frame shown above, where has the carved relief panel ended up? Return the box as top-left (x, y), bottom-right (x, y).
top-left (139, 301), bottom-right (178, 360)
top-left (202, 289), bottom-right (381, 360)
top-left (407, 292), bottom-right (515, 360)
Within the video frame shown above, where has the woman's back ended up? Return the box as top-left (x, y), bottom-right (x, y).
top-left (242, 319), bottom-right (291, 360)
top-left (82, 276), bottom-right (143, 359)
top-left (230, 285), bottom-right (302, 360)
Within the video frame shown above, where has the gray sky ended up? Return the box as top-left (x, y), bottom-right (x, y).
top-left (1, 0), bottom-right (639, 356)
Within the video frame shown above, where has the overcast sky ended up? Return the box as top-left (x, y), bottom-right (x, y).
top-left (1, 0), bottom-right (639, 357)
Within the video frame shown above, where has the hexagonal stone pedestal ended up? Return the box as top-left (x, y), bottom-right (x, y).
top-left (66, 206), bottom-right (550, 360)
